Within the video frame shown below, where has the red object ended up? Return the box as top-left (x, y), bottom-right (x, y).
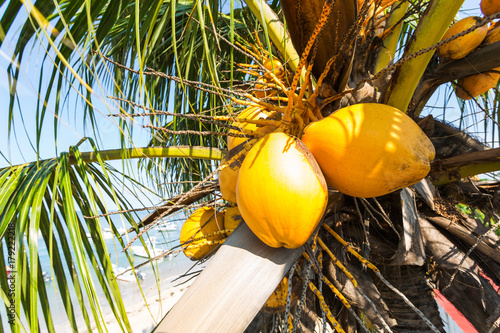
top-left (434, 289), bottom-right (478, 333)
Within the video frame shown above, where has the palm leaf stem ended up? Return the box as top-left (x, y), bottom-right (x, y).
top-left (385, 0), bottom-right (465, 112)
top-left (374, 1), bottom-right (409, 73)
top-left (3, 146), bottom-right (225, 171)
top-left (431, 148), bottom-right (500, 185)
top-left (244, 0), bottom-right (300, 72)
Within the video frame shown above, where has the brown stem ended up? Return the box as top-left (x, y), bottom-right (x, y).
top-left (430, 148), bottom-right (500, 185)
top-left (410, 41), bottom-right (500, 117)
top-left (127, 182), bottom-right (218, 233)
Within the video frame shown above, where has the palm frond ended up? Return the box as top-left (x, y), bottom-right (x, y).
top-left (1, 0), bottom-right (272, 193)
top-left (0, 140), bottom-right (170, 332)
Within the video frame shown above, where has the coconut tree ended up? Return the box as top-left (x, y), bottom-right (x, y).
top-left (1, 0), bottom-right (500, 332)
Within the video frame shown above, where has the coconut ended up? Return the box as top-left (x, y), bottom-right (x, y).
top-left (484, 26), bottom-right (500, 45)
top-left (481, 0), bottom-right (500, 16)
top-left (236, 131), bottom-right (328, 249)
top-left (223, 206), bottom-right (243, 236)
top-left (456, 69), bottom-right (500, 100)
top-left (301, 103), bottom-right (435, 198)
top-left (180, 207), bottom-right (225, 260)
top-left (263, 58), bottom-right (285, 79)
top-left (437, 16), bottom-right (489, 60)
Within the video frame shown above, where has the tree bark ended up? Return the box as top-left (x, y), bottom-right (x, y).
top-left (423, 214), bottom-right (500, 264)
top-left (376, 265), bottom-right (445, 333)
top-left (281, 0), bottom-right (357, 92)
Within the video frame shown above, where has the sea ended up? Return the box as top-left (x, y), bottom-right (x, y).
top-left (1, 210), bottom-right (202, 332)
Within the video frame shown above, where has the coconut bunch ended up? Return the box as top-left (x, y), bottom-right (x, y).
top-left (455, 24), bottom-right (500, 100)
top-left (437, 3), bottom-right (500, 100)
top-left (181, 1), bottom-right (439, 253)
top-left (210, 48), bottom-right (435, 251)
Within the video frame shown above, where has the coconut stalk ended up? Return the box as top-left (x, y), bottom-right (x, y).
top-left (385, 0), bottom-right (465, 112)
top-left (156, 224), bottom-right (303, 332)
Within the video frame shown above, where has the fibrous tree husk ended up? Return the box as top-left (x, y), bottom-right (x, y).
top-left (281, 0), bottom-right (358, 94)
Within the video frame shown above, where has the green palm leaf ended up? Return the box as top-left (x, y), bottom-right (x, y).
top-left (0, 137), bottom-right (224, 331)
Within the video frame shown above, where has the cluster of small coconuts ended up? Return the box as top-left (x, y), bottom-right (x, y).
top-left (179, 103), bottom-right (436, 309)
top-left (180, 102), bottom-right (436, 260)
top-left (437, 0), bottom-right (500, 99)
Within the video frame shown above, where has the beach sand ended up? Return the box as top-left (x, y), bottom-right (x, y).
top-left (50, 274), bottom-right (195, 333)
top-left (96, 279), bottom-right (193, 333)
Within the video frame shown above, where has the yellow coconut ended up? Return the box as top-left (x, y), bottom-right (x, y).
top-left (236, 131), bottom-right (328, 249)
top-left (180, 207), bottom-right (225, 260)
top-left (227, 107), bottom-right (269, 150)
top-left (456, 68), bottom-right (500, 100)
top-left (437, 16), bottom-right (489, 60)
top-left (301, 103), bottom-right (435, 198)
top-left (263, 277), bottom-right (291, 313)
top-left (219, 142), bottom-right (253, 203)
top-left (223, 206), bottom-right (243, 236)
top-left (481, 0), bottom-right (500, 16)
top-left (263, 58), bottom-right (285, 79)
top-left (484, 26), bottom-right (500, 45)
